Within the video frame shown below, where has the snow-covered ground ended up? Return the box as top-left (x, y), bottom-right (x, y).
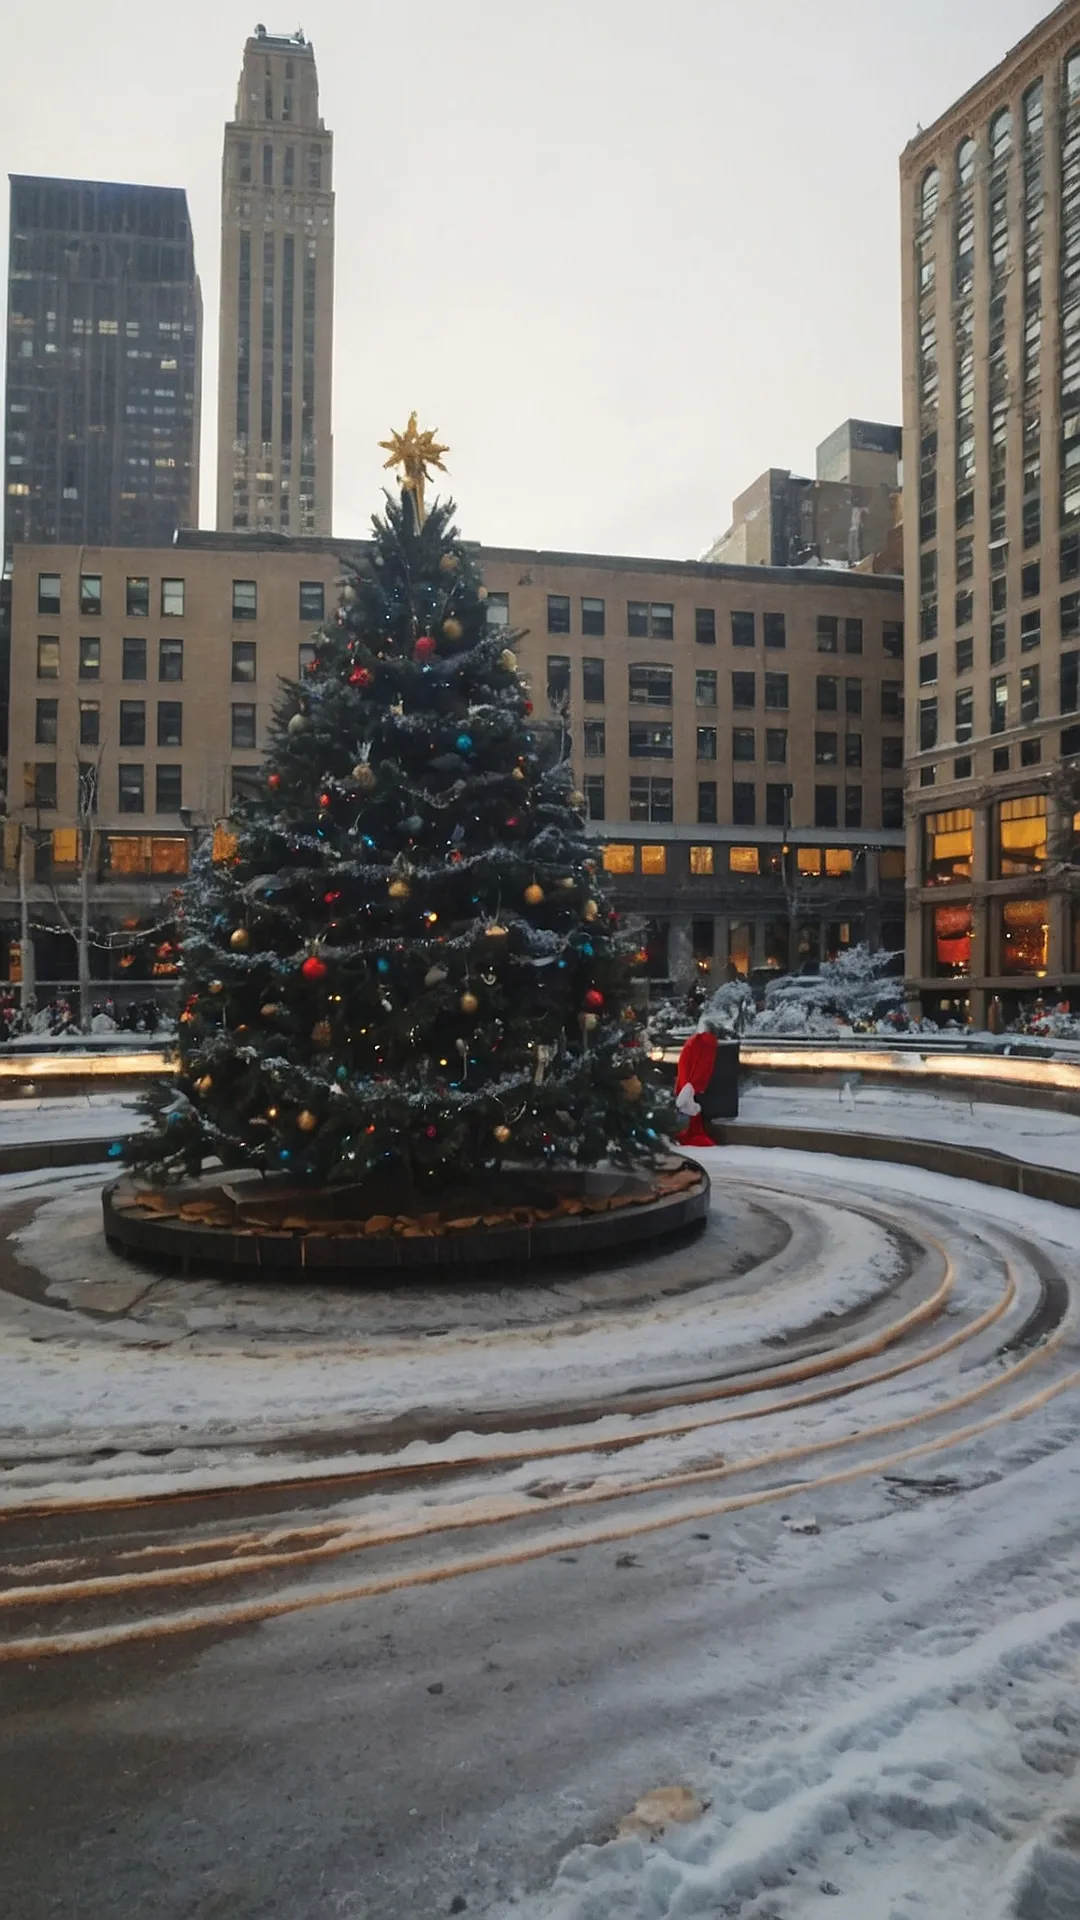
top-left (738, 1079), bottom-right (1080, 1173)
top-left (0, 1094), bottom-right (141, 1146)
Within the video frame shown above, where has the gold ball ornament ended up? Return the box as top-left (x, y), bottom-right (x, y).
top-left (195, 1074), bottom-right (213, 1095)
top-left (621, 1075), bottom-right (644, 1101)
top-left (297, 1109), bottom-right (319, 1133)
top-left (524, 882), bottom-right (544, 906)
top-left (499, 648), bottom-right (518, 671)
top-left (439, 553), bottom-right (460, 574)
top-left (460, 990), bottom-right (479, 1014)
top-left (260, 1002), bottom-right (280, 1018)
top-left (352, 763), bottom-right (376, 791)
top-left (442, 616), bottom-right (464, 641)
top-left (558, 876), bottom-right (575, 890)
top-left (579, 1012), bottom-right (598, 1032)
top-left (485, 922), bottom-right (509, 939)
top-left (229, 927), bottom-right (251, 950)
top-left (342, 584), bottom-right (357, 603)
top-left (569, 790), bottom-right (585, 809)
top-left (493, 1124), bottom-right (512, 1144)
top-left (208, 980), bottom-right (224, 995)
top-left (582, 900), bottom-right (599, 922)
top-left (388, 877), bottom-right (411, 899)
top-left (287, 711), bottom-right (310, 736)
top-left (477, 585), bottom-right (489, 601)
top-left (511, 766), bottom-right (526, 782)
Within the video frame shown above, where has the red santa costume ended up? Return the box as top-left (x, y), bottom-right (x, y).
top-left (674, 1023), bottom-right (718, 1147)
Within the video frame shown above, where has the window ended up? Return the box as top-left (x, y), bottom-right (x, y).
top-left (79, 700), bottom-right (99, 746)
top-left (231, 704), bottom-right (257, 750)
top-left (993, 746), bottom-right (1011, 772)
top-left (954, 755), bottom-right (973, 780)
top-left (584, 775), bottom-right (605, 820)
top-left (232, 580), bottom-right (257, 621)
top-left (992, 575), bottom-right (1008, 612)
top-left (1022, 561), bottom-right (1041, 598)
top-left (157, 701), bottom-right (182, 748)
top-left (1021, 663), bottom-right (1040, 723)
top-left (731, 611), bottom-right (755, 647)
top-left (628, 601), bottom-right (648, 637)
top-left (882, 681), bottom-right (904, 720)
top-left (883, 621), bottom-right (904, 659)
top-left (36, 637), bottom-right (59, 679)
top-left (846, 733), bottom-right (863, 767)
top-left (1021, 610), bottom-right (1042, 652)
top-left (766, 728), bottom-right (787, 763)
top-left (697, 726), bottom-right (718, 760)
top-left (697, 781), bottom-right (718, 824)
top-left (547, 594), bottom-right (571, 634)
top-left (732, 782), bottom-right (756, 826)
top-left (845, 677), bottom-right (863, 715)
top-left (161, 578), bottom-right (184, 617)
top-left (262, 141), bottom-right (273, 186)
top-left (817, 615), bottom-right (839, 653)
top-left (584, 720), bottom-right (606, 757)
top-left (765, 784), bottom-right (788, 827)
top-left (956, 636), bottom-right (974, 674)
top-left (119, 700), bottom-right (146, 747)
top-left (1063, 652), bottom-right (1080, 714)
top-left (37, 573), bottom-right (61, 616)
top-left (158, 638), bottom-right (183, 682)
top-left (79, 574), bottom-right (102, 617)
top-left (581, 597), bottom-right (605, 636)
top-left (1000, 898), bottom-right (1048, 975)
top-left (882, 788), bottom-right (904, 829)
top-left (238, 140), bottom-right (252, 183)
top-left (990, 674), bottom-right (1008, 733)
top-left (32, 763), bottom-right (57, 810)
top-left (284, 146), bottom-right (294, 186)
top-left (307, 144), bottom-right (322, 188)
top-left (799, 849), bottom-right (824, 877)
top-left (35, 698), bottom-right (58, 745)
top-left (299, 642), bottom-right (318, 676)
top-left (694, 608), bottom-right (716, 646)
top-left (817, 675), bottom-right (838, 711)
top-left (997, 794), bottom-right (1047, 875)
top-left (991, 621), bottom-right (1007, 665)
top-left (122, 638), bottom-right (147, 681)
top-left (629, 664), bottom-right (673, 706)
top-left (729, 846), bottom-right (760, 875)
top-left (126, 577), bottom-right (150, 618)
top-left (299, 581), bottom-right (325, 621)
top-left (1024, 498), bottom-right (1042, 550)
top-left (695, 670), bottom-right (717, 707)
top-left (920, 766), bottom-right (938, 789)
top-left (956, 536), bottom-right (974, 581)
top-left (156, 765), bottom-right (182, 813)
top-left (919, 653), bottom-right (938, 686)
top-left (1064, 533), bottom-right (1080, 582)
top-left (882, 736), bottom-right (904, 768)
top-left (1064, 594), bottom-right (1080, 640)
top-left (919, 697), bottom-right (938, 751)
top-left (582, 658), bottom-right (605, 703)
top-left (232, 641), bottom-right (257, 684)
top-left (955, 590), bottom-right (974, 628)
top-left (955, 687), bottom-right (974, 743)
top-left (763, 612), bottom-right (786, 649)
top-left (630, 776), bottom-right (673, 822)
top-left (602, 844), bottom-right (635, 875)
top-left (732, 672), bottom-right (756, 708)
top-left (845, 619), bottom-right (863, 655)
top-left (845, 788), bottom-right (863, 829)
top-left (689, 846), bottom-right (714, 876)
top-left (813, 785), bottom-right (837, 828)
top-left (628, 721), bottom-right (673, 758)
top-left (640, 846), bottom-right (667, 876)
top-left (732, 727), bottom-right (755, 761)
top-left (1021, 738), bottom-right (1042, 766)
top-left (118, 765), bottom-right (144, 813)
top-left (79, 637), bottom-right (100, 680)
top-left (104, 835), bottom-right (188, 877)
top-left (922, 604), bottom-right (939, 643)
top-left (815, 731), bottom-right (838, 765)
top-left (546, 655), bottom-right (571, 704)
top-left (485, 592), bottom-right (510, 629)
top-left (649, 602), bottom-right (673, 639)
top-left (764, 673), bottom-right (789, 710)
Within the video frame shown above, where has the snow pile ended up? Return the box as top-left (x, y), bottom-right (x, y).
top-left (522, 1597), bottom-right (1080, 1919)
top-left (694, 947), bottom-right (906, 1040)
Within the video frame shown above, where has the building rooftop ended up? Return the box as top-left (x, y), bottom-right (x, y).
top-left (901, 0), bottom-right (1080, 165)
top-left (249, 24), bottom-right (314, 53)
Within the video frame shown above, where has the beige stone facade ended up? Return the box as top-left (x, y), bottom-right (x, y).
top-left (216, 29), bottom-right (334, 537)
top-left (4, 534), bottom-right (904, 994)
top-left (901, 0), bottom-right (1080, 1023)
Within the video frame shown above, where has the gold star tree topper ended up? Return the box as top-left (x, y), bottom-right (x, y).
top-left (379, 412), bottom-right (449, 524)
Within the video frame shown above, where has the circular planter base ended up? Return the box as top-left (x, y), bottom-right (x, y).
top-left (102, 1157), bottom-right (710, 1277)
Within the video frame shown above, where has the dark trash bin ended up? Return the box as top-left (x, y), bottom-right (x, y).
top-left (700, 1039), bottom-right (740, 1122)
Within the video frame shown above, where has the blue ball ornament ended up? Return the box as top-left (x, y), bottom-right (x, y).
top-left (581, 943), bottom-right (594, 957)
top-left (107, 1142), bottom-right (124, 1159)
top-left (456, 733), bottom-right (473, 752)
top-left (336, 1065), bottom-right (348, 1082)
top-left (376, 957), bottom-right (391, 975)
top-left (279, 1148), bottom-right (291, 1162)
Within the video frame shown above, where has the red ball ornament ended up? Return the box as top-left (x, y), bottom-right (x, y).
top-left (319, 792), bottom-right (331, 809)
top-left (349, 665), bottom-right (373, 688)
top-left (268, 772), bottom-right (281, 791)
top-left (523, 700), bottom-right (533, 714)
top-left (425, 1125), bottom-right (438, 1139)
top-left (414, 635), bottom-right (436, 661)
top-left (323, 889), bottom-right (341, 905)
top-left (506, 816), bottom-right (520, 828)
top-left (301, 954), bottom-right (328, 981)
top-left (584, 988), bottom-right (604, 1011)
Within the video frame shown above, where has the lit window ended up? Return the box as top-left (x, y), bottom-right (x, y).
top-left (36, 637), bottom-right (59, 679)
top-left (728, 847), bottom-right (759, 875)
top-left (825, 849), bottom-right (853, 877)
top-left (924, 808), bottom-right (974, 884)
top-left (797, 848), bottom-right (823, 877)
top-left (640, 846), bottom-right (667, 876)
top-left (689, 846), bottom-right (714, 876)
top-left (998, 794), bottom-right (1048, 875)
top-left (602, 844), bottom-right (635, 874)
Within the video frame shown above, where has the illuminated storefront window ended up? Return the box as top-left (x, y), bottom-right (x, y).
top-left (1000, 898), bottom-right (1048, 974)
top-left (602, 844), bottom-right (635, 874)
top-left (640, 845), bottom-right (667, 876)
top-left (728, 921), bottom-right (752, 976)
top-left (824, 848), bottom-right (854, 877)
top-left (797, 847), bottom-right (823, 876)
top-left (931, 902), bottom-right (973, 976)
top-left (729, 847), bottom-right (759, 875)
top-left (923, 808), bottom-right (973, 884)
top-left (997, 794), bottom-right (1047, 875)
top-left (689, 845), bottom-right (715, 876)
top-left (105, 835), bottom-right (189, 877)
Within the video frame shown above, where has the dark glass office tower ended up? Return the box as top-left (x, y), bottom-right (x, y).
top-left (5, 176), bottom-right (201, 552)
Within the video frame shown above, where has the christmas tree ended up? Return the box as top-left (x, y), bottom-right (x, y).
top-left (131, 420), bottom-right (673, 1198)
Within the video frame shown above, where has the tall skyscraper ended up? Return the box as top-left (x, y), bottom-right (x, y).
top-left (901, 0), bottom-right (1080, 1026)
top-left (4, 176), bottom-right (201, 553)
top-left (216, 26), bottom-right (334, 536)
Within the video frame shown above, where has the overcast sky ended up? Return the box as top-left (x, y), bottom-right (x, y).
top-left (0, 0), bottom-right (1054, 558)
